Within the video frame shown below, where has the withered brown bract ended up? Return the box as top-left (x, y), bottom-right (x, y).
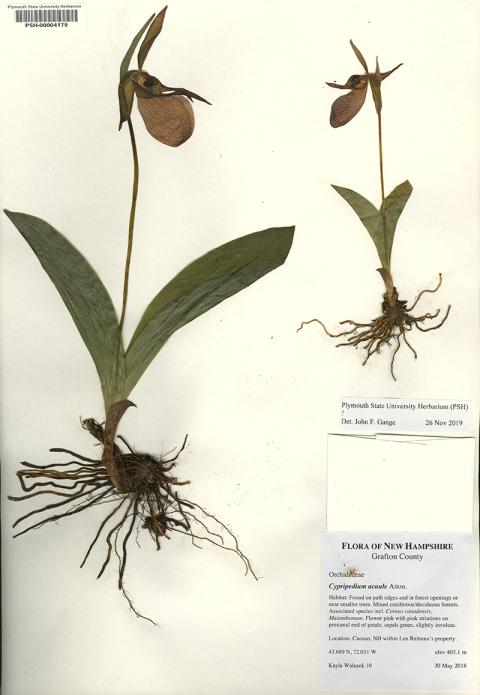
top-left (137, 95), bottom-right (194, 147)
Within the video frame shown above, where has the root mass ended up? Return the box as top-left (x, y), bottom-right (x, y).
top-left (298, 274), bottom-right (451, 380)
top-left (9, 422), bottom-right (256, 624)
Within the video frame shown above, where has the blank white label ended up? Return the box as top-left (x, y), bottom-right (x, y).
top-left (327, 435), bottom-right (475, 533)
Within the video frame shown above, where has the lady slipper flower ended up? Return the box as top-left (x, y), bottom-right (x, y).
top-left (118, 7), bottom-right (210, 147)
top-left (130, 70), bottom-right (210, 147)
top-left (327, 40), bottom-right (402, 127)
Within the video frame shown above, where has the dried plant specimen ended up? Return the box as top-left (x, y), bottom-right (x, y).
top-left (298, 41), bottom-right (450, 379)
top-left (5, 8), bottom-right (294, 623)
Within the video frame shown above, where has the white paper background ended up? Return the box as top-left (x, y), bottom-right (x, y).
top-left (1, 1), bottom-right (479, 694)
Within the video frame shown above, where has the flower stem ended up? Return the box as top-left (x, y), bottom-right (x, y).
top-left (377, 110), bottom-right (388, 269)
top-left (377, 111), bottom-right (385, 208)
top-left (376, 109), bottom-right (396, 306)
top-left (119, 117), bottom-right (139, 332)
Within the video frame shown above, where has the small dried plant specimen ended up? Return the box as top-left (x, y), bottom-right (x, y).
top-left (298, 41), bottom-right (450, 379)
top-left (5, 8), bottom-right (294, 623)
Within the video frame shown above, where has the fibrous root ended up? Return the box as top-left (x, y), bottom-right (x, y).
top-left (297, 273), bottom-right (451, 380)
top-left (9, 422), bottom-right (257, 624)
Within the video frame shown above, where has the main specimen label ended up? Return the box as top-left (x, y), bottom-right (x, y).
top-left (320, 532), bottom-right (478, 692)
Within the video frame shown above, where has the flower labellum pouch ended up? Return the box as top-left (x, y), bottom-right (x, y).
top-left (137, 92), bottom-right (194, 147)
top-left (130, 70), bottom-right (200, 147)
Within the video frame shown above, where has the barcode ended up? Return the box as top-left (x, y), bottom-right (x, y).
top-left (15, 8), bottom-right (78, 23)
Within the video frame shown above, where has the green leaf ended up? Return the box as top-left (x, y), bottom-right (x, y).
top-left (382, 180), bottom-right (413, 267)
top-left (120, 13), bottom-right (155, 79)
top-left (138, 7), bottom-right (167, 71)
top-left (331, 184), bottom-right (388, 268)
top-left (4, 210), bottom-right (125, 408)
top-left (332, 182), bottom-right (413, 270)
top-left (124, 226), bottom-right (295, 396)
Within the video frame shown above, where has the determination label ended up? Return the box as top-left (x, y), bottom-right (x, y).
top-left (339, 397), bottom-right (473, 434)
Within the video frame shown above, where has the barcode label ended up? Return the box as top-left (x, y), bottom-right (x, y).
top-left (13, 7), bottom-right (79, 24)
top-left (15, 8), bottom-right (78, 22)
